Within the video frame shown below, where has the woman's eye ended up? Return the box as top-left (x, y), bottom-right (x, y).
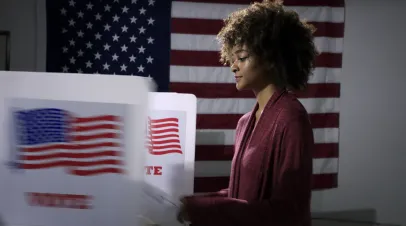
top-left (238, 57), bottom-right (248, 61)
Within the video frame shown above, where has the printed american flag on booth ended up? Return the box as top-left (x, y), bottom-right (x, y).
top-left (45, 0), bottom-right (344, 191)
top-left (146, 117), bottom-right (183, 155)
top-left (13, 108), bottom-right (124, 176)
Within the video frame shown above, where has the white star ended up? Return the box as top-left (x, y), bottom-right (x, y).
top-left (129, 55), bottom-right (136, 62)
top-left (113, 0), bottom-right (119, 2)
top-left (130, 16), bottom-right (137, 23)
top-left (95, 33), bottom-right (102, 40)
top-left (112, 53), bottom-right (119, 61)
top-left (146, 56), bottom-right (153, 63)
top-left (95, 13), bottom-right (102, 20)
top-left (104, 24), bottom-right (111, 31)
top-left (131, 0), bottom-right (137, 3)
top-left (147, 17), bottom-right (155, 25)
top-left (104, 43), bottom-right (111, 51)
top-left (86, 41), bottom-right (93, 49)
top-left (139, 26), bottom-right (146, 34)
top-left (77, 49), bottom-right (84, 57)
top-left (77, 68), bottom-right (83, 73)
top-left (62, 28), bottom-right (67, 33)
top-left (105, 4), bottom-right (111, 12)
top-left (129, 35), bottom-right (137, 42)
top-left (139, 7), bottom-right (146, 15)
top-left (69, 57), bottom-right (76, 64)
top-left (121, 45), bottom-right (128, 52)
top-left (147, 37), bottom-right (154, 44)
top-left (103, 62), bottom-right (110, 70)
top-left (62, 65), bottom-right (69, 72)
top-left (121, 25), bottom-right (128, 32)
top-left (86, 2), bottom-right (93, 10)
top-left (77, 11), bottom-right (84, 18)
top-left (86, 22), bottom-right (93, 29)
top-left (112, 34), bottom-right (119, 41)
top-left (120, 64), bottom-right (127, 71)
top-left (95, 32), bottom-right (102, 40)
top-left (69, 39), bottom-right (75, 46)
top-left (138, 46), bottom-right (145, 53)
top-left (147, 75), bottom-right (153, 81)
top-left (68, 19), bottom-right (75, 26)
top-left (69, 0), bottom-right (75, 7)
top-left (148, 0), bottom-right (155, 6)
top-left (86, 61), bottom-right (92, 68)
top-left (60, 8), bottom-right (67, 15)
top-left (137, 65), bottom-right (144, 72)
top-left (94, 52), bottom-right (101, 59)
top-left (113, 14), bottom-right (120, 22)
top-left (62, 47), bottom-right (68, 53)
top-left (122, 6), bottom-right (129, 13)
top-left (77, 30), bottom-right (84, 37)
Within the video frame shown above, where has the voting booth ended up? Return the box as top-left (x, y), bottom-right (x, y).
top-left (141, 92), bottom-right (196, 225)
top-left (0, 71), bottom-right (197, 226)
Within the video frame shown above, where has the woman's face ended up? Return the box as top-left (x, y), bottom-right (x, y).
top-left (229, 45), bottom-right (269, 91)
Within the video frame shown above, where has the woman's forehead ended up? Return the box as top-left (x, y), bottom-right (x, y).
top-left (231, 44), bottom-right (249, 54)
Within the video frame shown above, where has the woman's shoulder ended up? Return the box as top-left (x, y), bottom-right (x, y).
top-left (237, 111), bottom-right (252, 126)
top-left (276, 92), bottom-right (311, 125)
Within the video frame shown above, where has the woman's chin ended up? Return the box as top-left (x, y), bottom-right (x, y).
top-left (236, 82), bottom-right (249, 91)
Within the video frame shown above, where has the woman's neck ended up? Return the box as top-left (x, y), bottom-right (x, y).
top-left (253, 84), bottom-right (278, 112)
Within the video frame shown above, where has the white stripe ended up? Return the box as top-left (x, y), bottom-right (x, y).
top-left (197, 98), bottom-right (339, 114)
top-left (170, 66), bottom-right (341, 84)
top-left (172, 2), bottom-right (345, 23)
top-left (171, 34), bottom-right (343, 54)
top-left (194, 158), bottom-right (338, 177)
top-left (196, 128), bottom-right (339, 145)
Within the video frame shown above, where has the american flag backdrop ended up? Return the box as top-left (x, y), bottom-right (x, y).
top-left (45, 0), bottom-right (344, 192)
top-left (13, 108), bottom-right (124, 176)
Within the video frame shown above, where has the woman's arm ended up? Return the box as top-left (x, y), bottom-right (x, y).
top-left (183, 117), bottom-right (313, 226)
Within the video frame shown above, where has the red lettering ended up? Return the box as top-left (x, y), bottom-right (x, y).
top-left (154, 166), bottom-right (162, 175)
top-left (24, 192), bottom-right (92, 209)
top-left (145, 166), bottom-right (154, 175)
top-left (145, 166), bottom-right (163, 175)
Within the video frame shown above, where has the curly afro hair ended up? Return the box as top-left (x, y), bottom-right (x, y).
top-left (216, 0), bottom-right (319, 91)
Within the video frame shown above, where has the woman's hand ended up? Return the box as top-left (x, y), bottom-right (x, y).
top-left (176, 197), bottom-right (190, 223)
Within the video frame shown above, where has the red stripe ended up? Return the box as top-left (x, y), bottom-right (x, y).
top-left (194, 173), bottom-right (337, 193)
top-left (75, 124), bottom-right (119, 132)
top-left (172, 18), bottom-right (344, 38)
top-left (174, 0), bottom-right (345, 7)
top-left (313, 143), bottom-right (339, 158)
top-left (22, 159), bottom-right (122, 169)
top-left (171, 50), bottom-right (342, 68)
top-left (150, 139), bottom-right (181, 145)
top-left (195, 143), bottom-right (338, 161)
top-left (73, 132), bottom-right (119, 141)
top-left (151, 128), bottom-right (179, 134)
top-left (170, 82), bottom-right (340, 98)
top-left (149, 149), bottom-right (183, 155)
top-left (151, 123), bottom-right (179, 128)
top-left (74, 115), bottom-right (120, 123)
top-left (149, 144), bottom-right (182, 150)
top-left (149, 134), bottom-right (180, 140)
top-left (22, 151), bottom-right (121, 160)
top-left (150, 118), bottom-right (179, 123)
top-left (197, 113), bottom-right (339, 129)
top-left (23, 142), bottom-right (120, 152)
top-left (195, 145), bottom-right (235, 161)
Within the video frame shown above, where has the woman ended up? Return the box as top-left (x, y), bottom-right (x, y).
top-left (177, 0), bottom-right (318, 225)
